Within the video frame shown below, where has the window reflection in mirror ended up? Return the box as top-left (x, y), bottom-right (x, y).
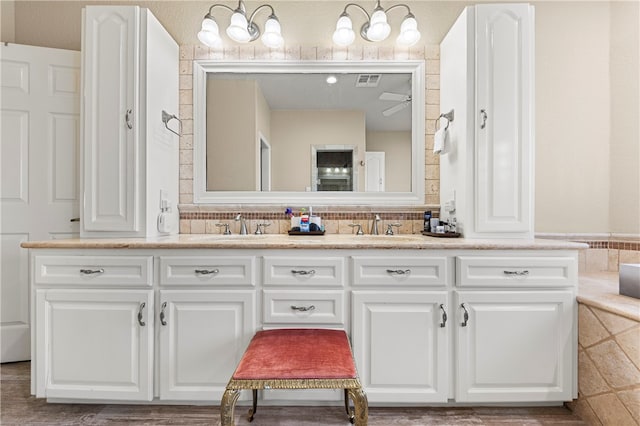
top-left (205, 72), bottom-right (412, 193)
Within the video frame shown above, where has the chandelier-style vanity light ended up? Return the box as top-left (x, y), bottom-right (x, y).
top-left (198, 0), bottom-right (284, 49)
top-left (333, 1), bottom-right (421, 47)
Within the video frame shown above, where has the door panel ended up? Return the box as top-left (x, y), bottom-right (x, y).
top-left (159, 290), bottom-right (255, 401)
top-left (36, 289), bottom-right (153, 400)
top-left (455, 290), bottom-right (573, 402)
top-left (1, 44), bottom-right (80, 363)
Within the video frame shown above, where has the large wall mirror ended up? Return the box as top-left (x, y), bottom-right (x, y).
top-left (193, 61), bottom-right (425, 205)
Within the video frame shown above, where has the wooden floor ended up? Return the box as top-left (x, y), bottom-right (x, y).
top-left (1, 362), bottom-right (587, 425)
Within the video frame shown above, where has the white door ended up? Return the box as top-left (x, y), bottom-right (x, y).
top-left (260, 137), bottom-right (271, 191)
top-left (352, 291), bottom-right (449, 403)
top-left (1, 44), bottom-right (80, 363)
top-left (474, 3), bottom-right (533, 234)
top-left (82, 6), bottom-right (140, 233)
top-left (455, 290), bottom-right (573, 402)
top-left (35, 289), bottom-right (153, 400)
top-left (365, 152), bottom-right (385, 192)
top-left (159, 290), bottom-right (255, 401)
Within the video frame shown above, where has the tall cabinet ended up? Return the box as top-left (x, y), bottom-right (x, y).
top-left (81, 6), bottom-right (179, 238)
top-left (439, 4), bottom-right (535, 239)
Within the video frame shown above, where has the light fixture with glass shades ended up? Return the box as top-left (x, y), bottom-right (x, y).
top-left (198, 0), bottom-right (284, 49)
top-left (332, 1), bottom-right (421, 47)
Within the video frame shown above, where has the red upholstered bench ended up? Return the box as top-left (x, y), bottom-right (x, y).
top-left (220, 329), bottom-right (368, 425)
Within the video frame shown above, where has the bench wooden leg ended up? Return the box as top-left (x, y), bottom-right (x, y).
top-left (347, 387), bottom-right (369, 426)
top-left (220, 388), bottom-right (241, 426)
top-left (247, 389), bottom-right (258, 422)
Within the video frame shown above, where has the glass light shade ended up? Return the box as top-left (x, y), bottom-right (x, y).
top-left (197, 17), bottom-right (222, 48)
top-left (261, 17), bottom-right (284, 48)
top-left (366, 10), bottom-right (391, 42)
top-left (332, 15), bottom-right (355, 46)
top-left (396, 16), bottom-right (421, 46)
top-left (226, 11), bottom-right (251, 43)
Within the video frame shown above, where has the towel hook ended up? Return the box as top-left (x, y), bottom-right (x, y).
top-left (435, 109), bottom-right (455, 130)
top-left (162, 110), bottom-right (182, 137)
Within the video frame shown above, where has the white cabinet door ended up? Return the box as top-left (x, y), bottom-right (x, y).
top-left (36, 289), bottom-right (153, 401)
top-left (82, 6), bottom-right (139, 232)
top-left (158, 290), bottom-right (255, 401)
top-left (352, 291), bottom-right (449, 403)
top-left (474, 3), bottom-right (533, 234)
top-left (455, 290), bottom-right (573, 402)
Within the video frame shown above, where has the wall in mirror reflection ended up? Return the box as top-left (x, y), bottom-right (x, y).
top-left (206, 77), bottom-right (411, 192)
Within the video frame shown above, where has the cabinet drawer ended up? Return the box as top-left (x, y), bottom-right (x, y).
top-left (456, 256), bottom-right (577, 287)
top-left (352, 256), bottom-right (448, 286)
top-left (159, 256), bottom-right (255, 286)
top-left (34, 256), bottom-right (153, 286)
top-left (263, 256), bottom-right (344, 287)
top-left (263, 290), bottom-right (344, 325)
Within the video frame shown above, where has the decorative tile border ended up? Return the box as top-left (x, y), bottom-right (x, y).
top-left (179, 211), bottom-right (425, 221)
top-left (578, 240), bottom-right (640, 251)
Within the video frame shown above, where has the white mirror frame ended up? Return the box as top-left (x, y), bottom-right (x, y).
top-left (193, 60), bottom-right (425, 205)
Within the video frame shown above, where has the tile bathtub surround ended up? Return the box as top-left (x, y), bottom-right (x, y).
top-left (176, 43), bottom-right (441, 209)
top-left (577, 240), bottom-right (640, 273)
top-left (566, 303), bottom-right (640, 425)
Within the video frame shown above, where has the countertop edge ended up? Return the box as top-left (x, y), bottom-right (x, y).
top-left (20, 235), bottom-right (588, 250)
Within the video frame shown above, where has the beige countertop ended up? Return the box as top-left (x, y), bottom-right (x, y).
top-left (578, 271), bottom-right (640, 322)
top-left (21, 234), bottom-right (587, 250)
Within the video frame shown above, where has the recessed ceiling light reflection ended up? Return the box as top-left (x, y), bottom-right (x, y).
top-left (326, 75), bottom-right (338, 84)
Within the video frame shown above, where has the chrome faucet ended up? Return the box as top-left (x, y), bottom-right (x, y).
top-left (348, 223), bottom-right (364, 235)
top-left (385, 223), bottom-right (402, 235)
top-left (370, 214), bottom-right (381, 235)
top-left (215, 223), bottom-right (232, 235)
top-left (254, 222), bottom-right (271, 235)
top-left (235, 214), bottom-right (248, 235)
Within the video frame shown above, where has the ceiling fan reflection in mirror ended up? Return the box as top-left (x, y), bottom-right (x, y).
top-left (380, 91), bottom-right (412, 116)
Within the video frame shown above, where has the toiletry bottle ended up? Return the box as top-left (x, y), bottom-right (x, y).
top-left (424, 211), bottom-right (432, 232)
top-left (300, 215), bottom-right (310, 232)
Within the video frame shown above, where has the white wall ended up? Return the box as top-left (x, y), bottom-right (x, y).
top-left (366, 131), bottom-right (412, 192)
top-left (270, 110), bottom-right (366, 191)
top-left (0, 0), bottom-right (15, 43)
top-left (206, 79), bottom-right (257, 191)
top-left (609, 1), bottom-right (640, 236)
top-left (534, 2), bottom-right (611, 234)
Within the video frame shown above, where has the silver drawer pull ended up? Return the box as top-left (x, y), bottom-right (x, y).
top-left (439, 304), bottom-right (447, 328)
top-left (195, 269), bottom-right (219, 275)
top-left (160, 301), bottom-right (167, 326)
top-left (80, 268), bottom-right (104, 275)
top-left (503, 270), bottom-right (529, 277)
top-left (291, 269), bottom-right (316, 276)
top-left (137, 302), bottom-right (146, 327)
top-left (291, 305), bottom-right (315, 312)
top-left (460, 303), bottom-right (469, 327)
top-left (386, 269), bottom-right (411, 275)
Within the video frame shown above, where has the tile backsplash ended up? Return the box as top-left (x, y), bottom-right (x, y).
top-left (179, 210), bottom-right (429, 236)
top-left (176, 44), bottom-right (441, 233)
